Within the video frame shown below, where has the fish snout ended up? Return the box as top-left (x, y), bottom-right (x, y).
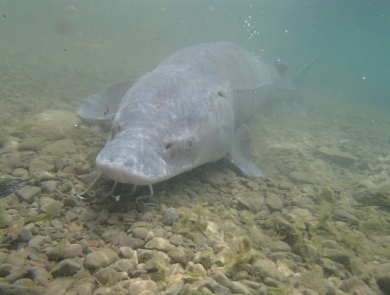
top-left (95, 142), bottom-right (166, 185)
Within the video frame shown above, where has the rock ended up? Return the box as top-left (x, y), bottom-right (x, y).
top-left (28, 266), bottom-right (53, 287)
top-left (46, 244), bottom-right (82, 260)
top-left (322, 248), bottom-right (351, 268)
top-left (94, 267), bottom-right (118, 287)
top-left (265, 193), bottom-right (283, 211)
top-left (163, 208), bottom-right (179, 226)
top-left (39, 196), bottom-right (63, 215)
top-left (28, 235), bottom-right (46, 249)
top-left (168, 246), bottom-right (194, 266)
top-left (18, 228), bottom-right (32, 242)
top-left (29, 159), bottom-right (53, 175)
top-left (144, 237), bottom-right (173, 252)
top-left (128, 280), bottom-right (158, 293)
top-left (15, 185), bottom-right (41, 203)
top-left (18, 140), bottom-right (41, 152)
top-left (118, 237), bottom-right (144, 249)
top-left (185, 261), bottom-right (206, 276)
top-left (0, 151), bottom-right (21, 170)
top-left (111, 259), bottom-right (138, 274)
top-left (291, 196), bottom-right (315, 209)
top-left (84, 249), bottom-right (119, 272)
top-left (252, 259), bottom-right (283, 281)
top-left (213, 271), bottom-right (230, 287)
top-left (0, 283), bottom-right (46, 295)
top-left (44, 139), bottom-right (76, 154)
top-left (51, 259), bottom-right (81, 277)
top-left (289, 171), bottom-right (316, 184)
top-left (333, 209), bottom-right (360, 226)
top-left (43, 284), bottom-right (67, 295)
top-left (24, 110), bottom-right (81, 140)
top-left (165, 280), bottom-right (184, 295)
top-left (169, 234), bottom-right (184, 246)
top-left (227, 281), bottom-right (254, 294)
top-left (119, 247), bottom-right (137, 260)
top-left (41, 180), bottom-right (58, 193)
top-left (316, 146), bottom-right (357, 166)
top-left (132, 227), bottom-right (149, 240)
top-left (78, 208), bottom-right (98, 222)
top-left (51, 219), bottom-right (64, 230)
top-left (377, 276), bottom-right (390, 294)
top-left (12, 168), bottom-right (29, 178)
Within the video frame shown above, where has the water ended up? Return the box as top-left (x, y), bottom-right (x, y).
top-left (1, 1), bottom-right (389, 109)
top-left (1, 1), bottom-right (390, 294)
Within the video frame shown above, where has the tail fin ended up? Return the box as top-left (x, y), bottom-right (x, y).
top-left (291, 57), bottom-right (319, 89)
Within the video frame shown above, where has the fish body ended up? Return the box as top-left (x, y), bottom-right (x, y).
top-left (77, 42), bottom-right (317, 186)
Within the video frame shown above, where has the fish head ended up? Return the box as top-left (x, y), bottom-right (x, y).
top-left (95, 82), bottom-right (235, 186)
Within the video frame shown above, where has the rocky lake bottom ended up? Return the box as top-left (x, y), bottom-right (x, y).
top-left (1, 61), bottom-right (390, 295)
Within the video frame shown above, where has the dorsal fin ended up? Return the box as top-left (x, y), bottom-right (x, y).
top-left (270, 57), bottom-right (291, 77)
top-left (291, 57), bottom-right (319, 89)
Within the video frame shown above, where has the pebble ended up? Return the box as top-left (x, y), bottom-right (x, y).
top-left (265, 193), bottom-right (283, 211)
top-left (15, 185), bottom-right (41, 203)
top-left (162, 207), bottom-right (179, 225)
top-left (144, 237), bottom-right (174, 252)
top-left (51, 259), bottom-right (81, 277)
top-left (84, 248), bottom-right (119, 272)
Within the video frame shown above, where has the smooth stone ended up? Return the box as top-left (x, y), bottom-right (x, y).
top-left (227, 281), bottom-right (254, 294)
top-left (333, 209), bottom-right (360, 226)
top-left (265, 193), bottom-right (283, 211)
top-left (118, 237), bottom-right (144, 249)
top-left (0, 283), bottom-right (46, 295)
top-left (24, 110), bottom-right (81, 140)
top-left (39, 197), bottom-right (63, 215)
top-left (44, 139), bottom-right (76, 154)
top-left (0, 151), bottom-right (21, 170)
top-left (78, 208), bottom-right (98, 222)
top-left (18, 141), bottom-right (41, 152)
top-left (51, 259), bottom-right (81, 277)
top-left (118, 247), bottom-right (137, 260)
top-left (111, 259), bottom-right (138, 273)
top-left (18, 228), bottom-right (32, 242)
top-left (94, 267), bottom-right (118, 287)
top-left (132, 227), bottom-right (149, 240)
top-left (12, 168), bottom-right (29, 178)
top-left (144, 237), bottom-right (173, 252)
top-left (128, 280), bottom-right (158, 293)
top-left (15, 185), bottom-right (41, 203)
top-left (316, 146), bottom-right (357, 165)
top-left (162, 208), bottom-right (179, 226)
top-left (289, 171), bottom-right (316, 184)
top-left (41, 180), bottom-right (58, 193)
top-left (252, 259), bottom-right (283, 281)
top-left (28, 235), bottom-right (46, 249)
top-left (169, 234), bottom-right (185, 246)
top-left (213, 271), bottom-right (230, 287)
top-left (84, 248), bottom-right (119, 272)
top-left (29, 159), bottom-right (53, 175)
top-left (165, 280), bottom-right (184, 295)
top-left (46, 244), bottom-right (82, 260)
top-left (51, 219), bottom-right (64, 230)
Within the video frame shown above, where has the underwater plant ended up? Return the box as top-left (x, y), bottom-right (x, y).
top-left (180, 204), bottom-right (208, 232)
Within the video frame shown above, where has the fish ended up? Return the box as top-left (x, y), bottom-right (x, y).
top-left (77, 42), bottom-right (317, 198)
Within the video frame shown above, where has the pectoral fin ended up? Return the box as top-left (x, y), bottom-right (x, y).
top-left (77, 80), bottom-right (137, 120)
top-left (228, 124), bottom-right (264, 177)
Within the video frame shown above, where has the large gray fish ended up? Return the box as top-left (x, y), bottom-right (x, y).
top-left (77, 42), bottom-right (317, 194)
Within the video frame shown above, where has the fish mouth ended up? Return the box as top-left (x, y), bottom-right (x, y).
top-left (95, 140), bottom-right (168, 185)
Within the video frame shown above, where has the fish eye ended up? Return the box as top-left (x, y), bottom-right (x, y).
top-left (186, 138), bottom-right (194, 150)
